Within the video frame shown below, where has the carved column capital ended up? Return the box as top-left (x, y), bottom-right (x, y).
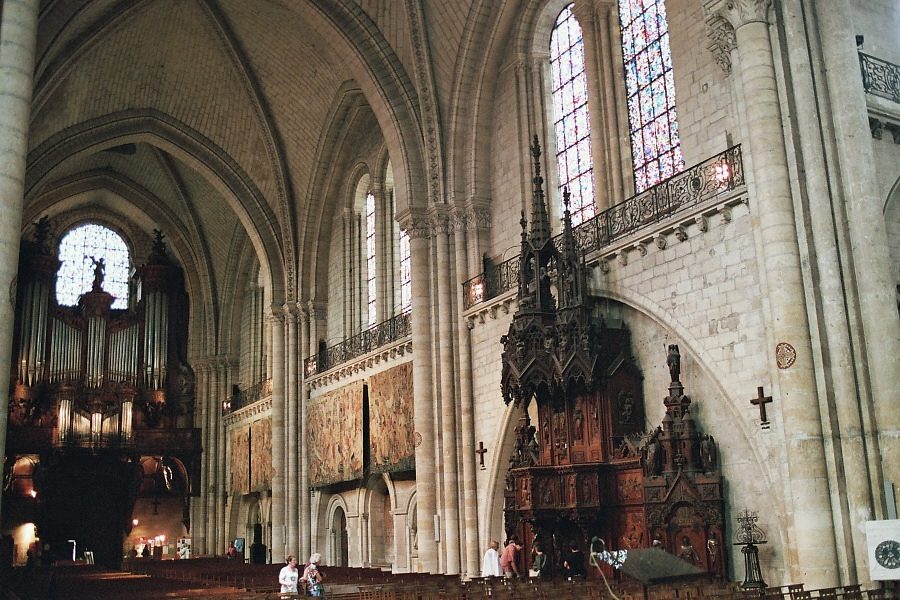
top-left (430, 210), bottom-right (451, 235)
top-left (465, 205), bottom-right (492, 232)
top-left (704, 12), bottom-right (737, 75)
top-left (704, 0), bottom-right (772, 30)
top-left (403, 216), bottom-right (433, 240)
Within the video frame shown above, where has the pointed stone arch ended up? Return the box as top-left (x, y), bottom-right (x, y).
top-left (25, 109), bottom-right (287, 307)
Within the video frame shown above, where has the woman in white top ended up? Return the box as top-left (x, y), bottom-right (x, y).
top-left (278, 555), bottom-right (299, 595)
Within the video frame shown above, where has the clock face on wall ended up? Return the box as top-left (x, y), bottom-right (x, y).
top-left (875, 540), bottom-right (900, 570)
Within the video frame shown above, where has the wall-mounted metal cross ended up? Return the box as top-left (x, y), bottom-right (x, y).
top-left (751, 386), bottom-right (773, 429)
top-left (475, 441), bottom-right (488, 470)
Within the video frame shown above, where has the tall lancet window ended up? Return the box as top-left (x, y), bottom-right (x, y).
top-left (57, 223), bottom-right (130, 309)
top-left (365, 191), bottom-right (377, 327)
top-left (619, 0), bottom-right (684, 192)
top-left (550, 4), bottom-right (595, 226)
top-left (398, 229), bottom-right (411, 312)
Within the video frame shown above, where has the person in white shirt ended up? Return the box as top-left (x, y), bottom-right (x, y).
top-left (278, 555), bottom-right (299, 595)
top-left (481, 540), bottom-right (502, 577)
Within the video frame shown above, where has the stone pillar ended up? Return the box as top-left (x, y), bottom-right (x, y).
top-left (778, 0), bottom-right (874, 583)
top-left (194, 361), bottom-right (208, 554)
top-left (432, 211), bottom-right (460, 574)
top-left (300, 308), bottom-right (311, 560)
top-left (342, 210), bottom-right (353, 336)
top-left (704, 0), bottom-right (838, 586)
top-left (512, 55), bottom-right (559, 222)
top-left (453, 208), bottom-right (480, 577)
top-left (0, 0), bottom-right (39, 520)
top-left (205, 360), bottom-right (220, 555)
top-left (814, 0), bottom-right (900, 522)
top-left (269, 309), bottom-right (286, 562)
top-left (285, 304), bottom-right (299, 557)
top-left (406, 215), bottom-right (437, 572)
top-left (217, 359), bottom-right (229, 549)
top-left (372, 176), bottom-right (391, 320)
top-left (596, 0), bottom-right (630, 202)
top-left (572, 0), bottom-right (613, 212)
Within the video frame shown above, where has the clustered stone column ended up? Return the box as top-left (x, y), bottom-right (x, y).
top-left (432, 210), bottom-right (461, 574)
top-left (192, 360), bottom-right (208, 553)
top-left (0, 0), bottom-right (39, 519)
top-left (286, 303), bottom-right (300, 558)
top-left (704, 0), bottom-right (838, 587)
top-left (455, 202), bottom-right (491, 576)
top-left (572, 0), bottom-right (629, 210)
top-left (405, 213), bottom-right (438, 572)
top-left (814, 0), bottom-right (900, 529)
top-left (776, 0), bottom-right (875, 583)
top-left (268, 309), bottom-right (287, 561)
top-left (205, 359), bottom-right (220, 554)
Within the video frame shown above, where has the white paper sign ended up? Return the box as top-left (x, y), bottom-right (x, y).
top-left (866, 520), bottom-right (900, 581)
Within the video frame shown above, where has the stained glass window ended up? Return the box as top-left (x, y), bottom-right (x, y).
top-left (57, 223), bottom-right (130, 309)
top-left (365, 191), bottom-right (377, 327)
top-left (619, 0), bottom-right (684, 192)
top-left (399, 229), bottom-right (411, 313)
top-left (550, 4), bottom-right (595, 226)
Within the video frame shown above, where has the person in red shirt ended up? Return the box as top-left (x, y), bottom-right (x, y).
top-left (499, 537), bottom-right (522, 578)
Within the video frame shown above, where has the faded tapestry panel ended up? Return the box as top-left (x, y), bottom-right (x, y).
top-left (308, 381), bottom-right (364, 487)
top-left (249, 418), bottom-right (272, 492)
top-left (231, 425), bottom-right (250, 495)
top-left (368, 362), bottom-right (415, 473)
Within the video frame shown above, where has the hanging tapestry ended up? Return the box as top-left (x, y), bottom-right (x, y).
top-left (231, 425), bottom-right (250, 495)
top-left (368, 362), bottom-right (415, 473)
top-left (307, 380), bottom-right (364, 486)
top-left (249, 418), bottom-right (272, 492)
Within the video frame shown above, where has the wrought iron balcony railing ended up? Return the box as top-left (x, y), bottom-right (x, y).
top-left (463, 145), bottom-right (744, 310)
top-left (303, 310), bottom-right (412, 376)
top-left (860, 52), bottom-right (900, 105)
top-left (223, 378), bottom-right (273, 413)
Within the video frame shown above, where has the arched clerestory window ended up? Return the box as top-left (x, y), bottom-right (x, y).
top-left (56, 223), bottom-right (131, 309)
top-left (619, 0), bottom-right (684, 192)
top-left (549, 4), bottom-right (595, 226)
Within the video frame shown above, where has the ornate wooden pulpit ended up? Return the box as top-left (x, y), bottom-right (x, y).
top-left (500, 138), bottom-right (725, 579)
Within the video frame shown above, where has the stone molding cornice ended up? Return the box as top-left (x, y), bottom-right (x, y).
top-left (305, 338), bottom-right (413, 390)
top-left (223, 394), bottom-right (272, 428)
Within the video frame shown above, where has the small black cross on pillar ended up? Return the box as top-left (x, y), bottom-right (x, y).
top-left (151, 496), bottom-right (161, 515)
top-left (751, 386), bottom-right (773, 429)
top-left (475, 441), bottom-right (488, 470)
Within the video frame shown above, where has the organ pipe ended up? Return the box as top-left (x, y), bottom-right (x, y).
top-left (12, 224), bottom-right (188, 450)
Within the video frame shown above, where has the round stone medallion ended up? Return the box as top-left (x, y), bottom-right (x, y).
top-left (775, 342), bottom-right (796, 370)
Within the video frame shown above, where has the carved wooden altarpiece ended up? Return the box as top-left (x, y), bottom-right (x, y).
top-left (500, 138), bottom-right (725, 579)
